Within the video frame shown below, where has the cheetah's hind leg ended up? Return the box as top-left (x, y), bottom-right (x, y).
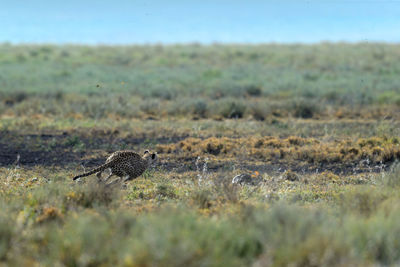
top-left (96, 172), bottom-right (103, 182)
top-left (96, 168), bottom-right (113, 184)
top-left (105, 177), bottom-right (123, 187)
top-left (106, 173), bottom-right (133, 188)
top-left (103, 171), bottom-right (114, 183)
top-left (122, 176), bottom-right (134, 183)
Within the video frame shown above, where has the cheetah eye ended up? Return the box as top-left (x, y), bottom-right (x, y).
top-left (144, 150), bottom-right (149, 154)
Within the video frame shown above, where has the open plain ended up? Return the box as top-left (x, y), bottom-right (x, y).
top-left (1, 43), bottom-right (400, 266)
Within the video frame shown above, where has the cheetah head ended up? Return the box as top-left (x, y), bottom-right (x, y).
top-left (143, 150), bottom-right (158, 167)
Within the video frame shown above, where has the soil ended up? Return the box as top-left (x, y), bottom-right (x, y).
top-left (0, 131), bottom-right (391, 175)
top-left (0, 131), bottom-right (187, 167)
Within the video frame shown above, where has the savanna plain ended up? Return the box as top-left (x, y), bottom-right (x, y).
top-left (1, 43), bottom-right (400, 266)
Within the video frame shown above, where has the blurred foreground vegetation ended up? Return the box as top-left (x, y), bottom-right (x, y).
top-left (2, 164), bottom-right (400, 266)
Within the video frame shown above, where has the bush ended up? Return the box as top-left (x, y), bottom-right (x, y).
top-left (245, 85), bottom-right (262, 97)
top-left (249, 102), bottom-right (269, 121)
top-left (2, 91), bottom-right (29, 106)
top-left (290, 100), bottom-right (320, 119)
top-left (382, 162), bottom-right (400, 187)
top-left (68, 181), bottom-right (120, 208)
top-left (140, 99), bottom-right (161, 116)
top-left (156, 183), bottom-right (176, 199)
top-left (192, 99), bottom-right (208, 118)
top-left (0, 213), bottom-right (13, 261)
top-left (213, 175), bottom-right (239, 203)
top-left (192, 188), bottom-right (213, 209)
top-left (150, 88), bottom-right (176, 100)
top-left (217, 100), bottom-right (247, 119)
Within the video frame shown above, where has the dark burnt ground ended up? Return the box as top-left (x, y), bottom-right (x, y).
top-left (0, 131), bottom-right (187, 168)
top-left (0, 131), bottom-right (391, 175)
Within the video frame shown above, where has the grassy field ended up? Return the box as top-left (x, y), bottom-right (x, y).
top-left (1, 43), bottom-right (400, 266)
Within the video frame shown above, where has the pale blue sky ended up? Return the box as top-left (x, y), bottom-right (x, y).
top-left (1, 0), bottom-right (399, 44)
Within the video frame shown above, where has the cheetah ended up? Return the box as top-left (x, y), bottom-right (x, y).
top-left (73, 150), bottom-right (157, 184)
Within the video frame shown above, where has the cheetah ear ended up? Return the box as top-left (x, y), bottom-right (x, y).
top-left (151, 153), bottom-right (156, 159)
top-left (144, 150), bottom-right (149, 154)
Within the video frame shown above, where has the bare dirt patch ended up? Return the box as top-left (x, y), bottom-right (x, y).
top-left (0, 131), bottom-right (187, 168)
top-left (0, 131), bottom-right (393, 175)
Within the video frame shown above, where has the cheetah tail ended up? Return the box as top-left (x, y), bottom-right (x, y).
top-left (72, 161), bottom-right (114, 180)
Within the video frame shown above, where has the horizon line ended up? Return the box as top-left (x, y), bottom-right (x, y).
top-left (1, 40), bottom-right (399, 46)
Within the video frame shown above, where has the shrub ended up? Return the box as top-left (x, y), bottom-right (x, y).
top-left (282, 170), bottom-right (299, 181)
top-left (205, 142), bottom-right (223, 155)
top-left (192, 188), bottom-right (213, 209)
top-left (217, 100), bottom-right (247, 119)
top-left (292, 100), bottom-right (318, 119)
top-left (339, 187), bottom-right (388, 217)
top-left (68, 181), bottom-right (119, 208)
top-left (0, 213), bottom-right (13, 261)
top-left (156, 183), bottom-right (176, 199)
top-left (179, 98), bottom-right (210, 118)
top-left (245, 85), bottom-right (262, 97)
top-left (2, 91), bottom-right (29, 106)
top-left (192, 99), bottom-right (208, 117)
top-left (140, 99), bottom-right (161, 116)
top-left (150, 89), bottom-right (176, 100)
top-left (382, 162), bottom-right (400, 187)
top-left (212, 175), bottom-right (239, 203)
top-left (249, 102), bottom-right (269, 121)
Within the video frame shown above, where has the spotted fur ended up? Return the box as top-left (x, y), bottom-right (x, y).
top-left (73, 150), bottom-right (157, 182)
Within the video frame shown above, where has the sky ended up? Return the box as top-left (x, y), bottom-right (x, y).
top-left (0, 0), bottom-right (400, 44)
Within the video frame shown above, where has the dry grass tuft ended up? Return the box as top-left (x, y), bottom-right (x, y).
top-left (158, 136), bottom-right (400, 166)
top-left (36, 206), bottom-right (63, 224)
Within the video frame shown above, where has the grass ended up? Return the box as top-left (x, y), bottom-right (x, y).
top-left (1, 43), bottom-right (400, 121)
top-left (1, 43), bottom-right (400, 265)
top-left (1, 165), bottom-right (400, 266)
top-left (158, 136), bottom-right (400, 167)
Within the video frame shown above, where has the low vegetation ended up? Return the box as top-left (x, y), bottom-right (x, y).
top-left (1, 164), bottom-right (400, 266)
top-left (1, 43), bottom-right (400, 121)
top-left (1, 43), bottom-right (400, 265)
top-left (158, 136), bottom-right (400, 166)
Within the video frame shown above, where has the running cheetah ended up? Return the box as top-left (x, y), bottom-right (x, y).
top-left (73, 150), bottom-right (157, 184)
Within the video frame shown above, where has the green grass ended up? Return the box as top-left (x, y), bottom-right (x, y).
top-left (1, 43), bottom-right (400, 121)
top-left (1, 43), bottom-right (400, 266)
top-left (1, 43), bottom-right (399, 100)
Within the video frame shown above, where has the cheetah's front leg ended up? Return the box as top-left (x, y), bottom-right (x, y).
top-left (122, 175), bottom-right (136, 183)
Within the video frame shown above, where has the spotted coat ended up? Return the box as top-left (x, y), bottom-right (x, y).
top-left (73, 150), bottom-right (157, 181)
